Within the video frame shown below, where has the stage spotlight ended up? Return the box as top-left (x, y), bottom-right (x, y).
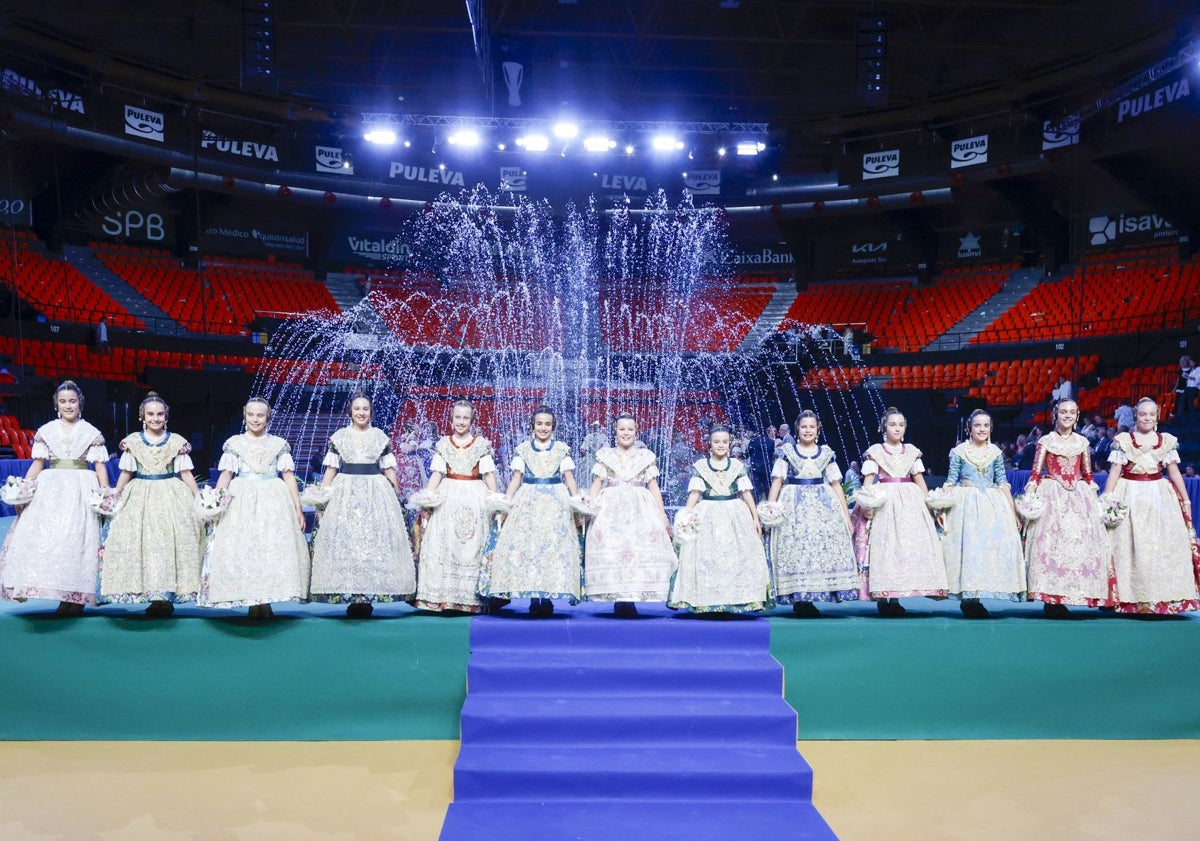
top-left (553, 121), bottom-right (579, 139)
top-left (497, 142), bottom-right (507, 151)
top-left (517, 133), bottom-right (550, 152)
top-left (651, 135), bottom-right (683, 151)
top-left (624, 144), bottom-right (635, 155)
top-left (448, 129), bottom-right (481, 147)
top-left (584, 135), bottom-right (616, 152)
top-left (735, 141), bottom-right (765, 156)
top-left (363, 128), bottom-right (397, 145)
top-left (718, 147), bottom-right (727, 157)
top-left (403, 140), bottom-right (411, 148)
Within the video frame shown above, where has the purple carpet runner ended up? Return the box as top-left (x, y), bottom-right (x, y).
top-left (438, 605), bottom-right (838, 840)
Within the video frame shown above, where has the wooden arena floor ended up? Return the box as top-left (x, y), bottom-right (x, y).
top-left (0, 740), bottom-right (1194, 840)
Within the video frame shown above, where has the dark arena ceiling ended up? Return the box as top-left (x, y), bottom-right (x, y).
top-left (3, 2), bottom-right (1197, 155)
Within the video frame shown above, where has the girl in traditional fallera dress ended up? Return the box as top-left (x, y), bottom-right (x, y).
top-left (585, 413), bottom-right (676, 617)
top-left (481, 405), bottom-right (582, 615)
top-left (1024, 399), bottom-right (1114, 617)
top-left (309, 393), bottom-right (416, 617)
top-left (413, 400), bottom-right (498, 614)
top-left (766, 411), bottom-right (858, 617)
top-left (940, 409), bottom-right (1025, 618)
top-left (199, 397), bottom-right (310, 618)
top-left (101, 392), bottom-right (204, 616)
top-left (669, 425), bottom-right (771, 614)
top-left (1103, 397), bottom-right (1200, 615)
top-left (0, 380), bottom-right (109, 615)
top-left (855, 407), bottom-right (948, 616)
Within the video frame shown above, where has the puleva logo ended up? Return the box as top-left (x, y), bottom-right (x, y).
top-left (950, 135), bottom-right (988, 169)
top-left (125, 105), bottom-right (164, 143)
top-left (316, 146), bottom-right (353, 175)
top-left (683, 170), bottom-right (721, 195)
top-left (862, 150), bottom-right (899, 180)
top-left (500, 167), bottom-right (527, 191)
top-left (1042, 119), bottom-right (1079, 150)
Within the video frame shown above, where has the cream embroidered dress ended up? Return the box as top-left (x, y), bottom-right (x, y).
top-left (1024, 432), bottom-right (1113, 606)
top-left (414, 435), bottom-right (496, 613)
top-left (0, 419), bottom-right (108, 605)
top-left (101, 432), bottom-right (204, 603)
top-left (768, 444), bottom-right (859, 604)
top-left (480, 440), bottom-right (582, 603)
top-left (940, 442), bottom-right (1025, 601)
top-left (669, 457), bottom-right (771, 613)
top-left (855, 443), bottom-right (947, 598)
top-left (584, 446), bottom-right (676, 602)
top-left (199, 434), bottom-right (311, 608)
top-left (310, 426), bottom-right (416, 604)
top-left (1106, 432), bottom-right (1199, 614)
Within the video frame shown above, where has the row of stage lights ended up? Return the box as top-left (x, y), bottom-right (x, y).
top-left (361, 121), bottom-right (767, 159)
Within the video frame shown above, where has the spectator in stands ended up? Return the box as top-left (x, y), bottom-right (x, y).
top-left (1080, 415), bottom-right (1103, 445)
top-left (1092, 427), bottom-right (1116, 469)
top-left (1184, 463), bottom-right (1197, 479)
top-left (777, 423), bottom-right (796, 447)
top-left (1174, 356), bottom-right (1195, 415)
top-left (1010, 434), bottom-right (1031, 470)
top-left (844, 460), bottom-right (863, 493)
top-left (1113, 401), bottom-right (1135, 433)
top-left (1186, 363), bottom-right (1200, 417)
top-left (94, 316), bottom-right (110, 355)
top-left (1051, 376), bottom-right (1072, 404)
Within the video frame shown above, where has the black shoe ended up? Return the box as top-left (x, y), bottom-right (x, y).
top-left (145, 601), bottom-right (175, 618)
top-left (960, 599), bottom-right (989, 619)
top-left (54, 601), bottom-right (85, 617)
top-left (877, 599), bottom-right (906, 617)
top-left (536, 599), bottom-right (555, 617)
top-left (346, 602), bottom-right (374, 618)
top-left (614, 601), bottom-right (638, 618)
top-left (1042, 603), bottom-right (1070, 619)
top-left (791, 601), bottom-right (821, 618)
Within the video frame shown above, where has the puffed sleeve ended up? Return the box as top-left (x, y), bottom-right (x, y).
top-left (687, 475), bottom-right (707, 493)
top-left (735, 474), bottom-right (754, 492)
top-left (824, 462), bottom-right (843, 483)
top-left (86, 437), bottom-right (109, 464)
top-left (173, 452), bottom-right (195, 472)
top-left (510, 455), bottom-right (527, 474)
top-left (641, 462), bottom-right (661, 482)
top-left (276, 450), bottom-right (296, 473)
top-left (379, 453), bottom-right (397, 470)
top-left (118, 450), bottom-right (138, 472)
top-left (1106, 446), bottom-right (1129, 466)
top-left (1162, 448), bottom-right (1181, 466)
top-left (430, 453), bottom-right (448, 474)
top-left (478, 452), bottom-right (497, 475)
top-left (218, 452), bottom-right (239, 472)
top-left (30, 436), bottom-right (49, 460)
top-left (910, 456), bottom-right (926, 475)
top-left (559, 455), bottom-right (576, 473)
top-left (323, 451), bottom-right (341, 469)
top-left (991, 455), bottom-right (1007, 486)
top-left (861, 457), bottom-right (880, 476)
top-left (592, 461), bottom-right (608, 478)
top-left (771, 459), bottom-right (789, 479)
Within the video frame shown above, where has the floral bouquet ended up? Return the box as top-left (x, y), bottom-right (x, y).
top-left (852, 484), bottom-right (888, 513)
top-left (299, 483), bottom-right (332, 509)
top-left (1098, 495), bottom-right (1129, 529)
top-left (1, 475), bottom-right (36, 507)
top-left (925, 486), bottom-right (961, 511)
top-left (406, 488), bottom-right (445, 511)
top-left (196, 486), bottom-right (233, 521)
top-left (672, 508), bottom-right (702, 543)
top-left (485, 492), bottom-right (512, 517)
top-left (567, 494), bottom-right (599, 518)
top-left (87, 487), bottom-right (125, 518)
top-left (1014, 493), bottom-right (1046, 522)
top-left (757, 500), bottom-right (787, 529)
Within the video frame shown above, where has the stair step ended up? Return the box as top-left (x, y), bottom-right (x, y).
top-left (469, 613), bottom-right (770, 652)
top-left (441, 800), bottom-right (838, 841)
top-left (453, 743), bottom-right (813, 801)
top-left (460, 694), bottom-right (797, 745)
top-left (467, 651), bottom-right (783, 695)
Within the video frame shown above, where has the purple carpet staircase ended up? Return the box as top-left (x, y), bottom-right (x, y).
top-left (439, 609), bottom-right (838, 840)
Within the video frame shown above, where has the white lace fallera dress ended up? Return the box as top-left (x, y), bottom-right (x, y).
top-left (480, 440), bottom-right (583, 603)
top-left (198, 434), bottom-right (311, 608)
top-left (101, 432), bottom-right (204, 603)
top-left (669, 457), bottom-right (771, 613)
top-left (0, 419), bottom-right (108, 605)
top-left (584, 446), bottom-right (676, 602)
top-left (414, 435), bottom-right (496, 613)
top-left (310, 426), bottom-right (416, 604)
